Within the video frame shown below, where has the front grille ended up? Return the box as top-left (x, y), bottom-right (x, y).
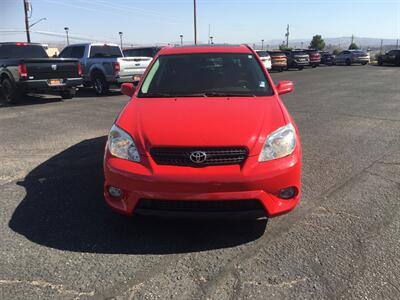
top-left (150, 147), bottom-right (248, 167)
top-left (136, 199), bottom-right (264, 212)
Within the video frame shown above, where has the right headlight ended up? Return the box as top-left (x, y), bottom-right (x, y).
top-left (108, 124), bottom-right (140, 162)
top-left (258, 123), bottom-right (296, 162)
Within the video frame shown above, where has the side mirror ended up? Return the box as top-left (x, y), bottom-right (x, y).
top-left (276, 80), bottom-right (294, 95)
top-left (121, 83), bottom-right (136, 97)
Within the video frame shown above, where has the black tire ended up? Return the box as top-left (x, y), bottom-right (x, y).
top-left (1, 77), bottom-right (21, 104)
top-left (312, 65), bottom-right (317, 68)
top-left (279, 67), bottom-right (283, 72)
top-left (298, 66), bottom-right (304, 70)
top-left (361, 62), bottom-right (367, 65)
top-left (60, 88), bottom-right (76, 99)
top-left (92, 72), bottom-right (109, 95)
top-left (346, 59), bottom-right (352, 66)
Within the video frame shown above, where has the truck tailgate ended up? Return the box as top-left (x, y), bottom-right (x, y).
top-left (24, 59), bottom-right (80, 80)
top-left (118, 57), bottom-right (152, 77)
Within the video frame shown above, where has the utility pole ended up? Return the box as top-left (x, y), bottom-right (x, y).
top-left (285, 24), bottom-right (289, 47)
top-left (180, 34), bottom-right (183, 46)
top-left (380, 39), bottom-right (383, 54)
top-left (23, 0), bottom-right (31, 43)
top-left (208, 24), bottom-right (211, 44)
top-left (119, 32), bottom-right (123, 49)
top-left (193, 0), bottom-right (197, 45)
top-left (351, 34), bottom-right (354, 45)
top-left (261, 39), bottom-right (264, 50)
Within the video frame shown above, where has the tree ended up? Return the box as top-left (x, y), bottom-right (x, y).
top-left (348, 42), bottom-right (359, 50)
top-left (279, 43), bottom-right (292, 51)
top-left (309, 35), bottom-right (325, 50)
top-left (332, 49), bottom-right (341, 55)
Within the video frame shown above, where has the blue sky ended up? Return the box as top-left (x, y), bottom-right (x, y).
top-left (0, 0), bottom-right (399, 45)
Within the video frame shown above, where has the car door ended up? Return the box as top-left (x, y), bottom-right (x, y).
top-left (336, 51), bottom-right (344, 63)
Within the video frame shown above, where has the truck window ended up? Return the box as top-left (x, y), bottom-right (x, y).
top-left (90, 45), bottom-right (122, 58)
top-left (59, 46), bottom-right (85, 59)
top-left (0, 44), bottom-right (48, 59)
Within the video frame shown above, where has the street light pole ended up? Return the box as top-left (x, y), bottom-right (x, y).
top-left (261, 39), bottom-right (264, 50)
top-left (180, 34), bottom-right (183, 46)
top-left (29, 17), bottom-right (47, 28)
top-left (119, 32), bottom-right (123, 49)
top-left (210, 36), bottom-right (214, 44)
top-left (64, 27), bottom-right (69, 45)
top-left (23, 0), bottom-right (31, 43)
top-left (193, 0), bottom-right (197, 45)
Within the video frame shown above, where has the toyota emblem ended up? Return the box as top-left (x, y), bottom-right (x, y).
top-left (189, 151), bottom-right (207, 164)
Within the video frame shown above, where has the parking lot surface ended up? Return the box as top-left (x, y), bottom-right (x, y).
top-left (1, 65), bottom-right (399, 299)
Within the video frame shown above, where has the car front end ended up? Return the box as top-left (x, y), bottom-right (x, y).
top-left (103, 45), bottom-right (302, 219)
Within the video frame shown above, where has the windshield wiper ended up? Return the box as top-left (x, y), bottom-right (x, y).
top-left (203, 92), bottom-right (256, 97)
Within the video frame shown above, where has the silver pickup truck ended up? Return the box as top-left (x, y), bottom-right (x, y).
top-left (59, 43), bottom-right (143, 95)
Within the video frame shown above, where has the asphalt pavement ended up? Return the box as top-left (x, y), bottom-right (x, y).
top-left (0, 65), bottom-right (399, 299)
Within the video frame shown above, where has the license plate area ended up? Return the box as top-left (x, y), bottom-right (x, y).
top-left (48, 79), bottom-right (62, 86)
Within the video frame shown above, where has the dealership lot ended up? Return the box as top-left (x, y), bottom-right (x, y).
top-left (0, 65), bottom-right (399, 299)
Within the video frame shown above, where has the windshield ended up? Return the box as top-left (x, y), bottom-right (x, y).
top-left (0, 45), bottom-right (48, 59)
top-left (138, 53), bottom-right (273, 98)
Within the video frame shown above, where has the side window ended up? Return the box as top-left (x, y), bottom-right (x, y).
top-left (71, 46), bottom-right (85, 58)
top-left (59, 47), bottom-right (72, 58)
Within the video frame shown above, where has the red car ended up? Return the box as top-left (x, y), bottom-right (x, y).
top-left (104, 45), bottom-right (302, 219)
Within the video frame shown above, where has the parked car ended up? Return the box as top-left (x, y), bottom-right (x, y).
top-left (320, 51), bottom-right (335, 65)
top-left (0, 42), bottom-right (82, 104)
top-left (377, 49), bottom-right (400, 66)
top-left (255, 50), bottom-right (272, 70)
top-left (284, 50), bottom-right (310, 70)
top-left (335, 50), bottom-right (369, 66)
top-left (304, 49), bottom-right (321, 68)
top-left (267, 51), bottom-right (287, 72)
top-left (59, 43), bottom-right (140, 95)
top-left (104, 45), bottom-right (302, 219)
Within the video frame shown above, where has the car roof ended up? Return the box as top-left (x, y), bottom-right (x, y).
top-left (158, 44), bottom-right (253, 55)
top-left (65, 43), bottom-right (120, 47)
top-left (123, 46), bottom-right (161, 50)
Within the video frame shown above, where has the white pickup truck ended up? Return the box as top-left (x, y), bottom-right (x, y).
top-left (59, 43), bottom-right (146, 95)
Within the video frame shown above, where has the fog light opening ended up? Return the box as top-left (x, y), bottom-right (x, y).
top-left (108, 186), bottom-right (123, 198)
top-left (278, 187), bottom-right (297, 200)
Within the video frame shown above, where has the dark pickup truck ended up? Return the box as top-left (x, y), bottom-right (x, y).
top-left (0, 42), bottom-right (82, 104)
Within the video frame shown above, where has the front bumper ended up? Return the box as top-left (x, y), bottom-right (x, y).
top-left (103, 148), bottom-right (301, 218)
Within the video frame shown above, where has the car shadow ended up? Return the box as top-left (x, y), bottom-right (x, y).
top-left (0, 93), bottom-right (62, 107)
top-left (75, 87), bottom-right (123, 98)
top-left (9, 136), bottom-right (267, 254)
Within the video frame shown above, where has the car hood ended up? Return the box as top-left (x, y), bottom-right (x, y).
top-left (117, 96), bottom-right (286, 157)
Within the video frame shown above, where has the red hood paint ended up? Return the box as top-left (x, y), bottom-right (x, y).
top-left (116, 96), bottom-right (285, 157)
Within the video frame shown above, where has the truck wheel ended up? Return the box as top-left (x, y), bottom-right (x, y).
top-left (312, 65), bottom-right (317, 68)
top-left (361, 62), bottom-right (367, 65)
top-left (93, 73), bottom-right (109, 95)
top-left (60, 88), bottom-right (76, 99)
top-left (279, 67), bottom-right (283, 72)
top-left (1, 78), bottom-right (21, 104)
top-left (346, 59), bottom-right (352, 66)
top-left (298, 66), bottom-right (304, 70)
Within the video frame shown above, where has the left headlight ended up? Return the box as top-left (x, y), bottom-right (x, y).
top-left (108, 124), bottom-right (140, 162)
top-left (259, 123), bottom-right (296, 162)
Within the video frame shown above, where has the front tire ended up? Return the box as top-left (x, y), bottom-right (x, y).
top-left (1, 78), bottom-right (21, 104)
top-left (346, 59), bottom-right (352, 66)
top-left (92, 73), bottom-right (109, 95)
top-left (298, 66), bottom-right (304, 70)
top-left (361, 62), bottom-right (367, 65)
